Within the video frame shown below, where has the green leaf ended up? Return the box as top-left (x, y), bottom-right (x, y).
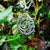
top-left (29, 47), bottom-right (35, 50)
top-left (22, 45), bottom-right (27, 50)
top-left (8, 18), bottom-right (18, 29)
top-left (12, 24), bottom-right (17, 31)
top-left (7, 36), bottom-right (14, 40)
top-left (8, 40), bottom-right (21, 50)
top-left (39, 6), bottom-right (47, 17)
top-left (0, 6), bottom-right (13, 24)
top-left (31, 12), bottom-right (35, 16)
top-left (29, 33), bottom-right (34, 38)
top-left (34, 20), bottom-right (38, 25)
top-left (7, 35), bottom-right (21, 50)
top-left (7, 32), bottom-right (26, 50)
top-left (40, 13), bottom-right (43, 17)
top-left (48, 11), bottom-right (50, 18)
top-left (45, 41), bottom-right (50, 43)
top-left (16, 36), bottom-right (26, 44)
top-left (13, 30), bottom-right (20, 40)
top-left (39, 30), bottom-right (44, 35)
top-left (35, 5), bottom-right (42, 15)
top-left (7, 35), bottom-right (26, 50)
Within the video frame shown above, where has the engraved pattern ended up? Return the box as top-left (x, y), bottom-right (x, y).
top-left (17, 13), bottom-right (35, 36)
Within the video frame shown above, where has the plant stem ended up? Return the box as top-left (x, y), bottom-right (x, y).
top-left (0, 36), bottom-right (21, 43)
top-left (33, 0), bottom-right (41, 37)
top-left (41, 0), bottom-right (43, 5)
top-left (38, 17), bottom-right (40, 32)
top-left (33, 0), bottom-right (36, 10)
top-left (0, 39), bottom-right (14, 43)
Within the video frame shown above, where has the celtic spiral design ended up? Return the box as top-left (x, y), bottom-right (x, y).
top-left (17, 13), bottom-right (35, 36)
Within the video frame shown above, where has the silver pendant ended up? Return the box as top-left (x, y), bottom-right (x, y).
top-left (17, 13), bottom-right (35, 36)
